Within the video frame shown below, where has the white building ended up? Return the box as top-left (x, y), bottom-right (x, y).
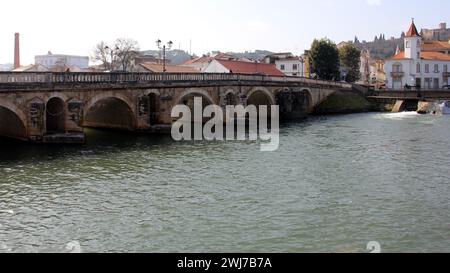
top-left (275, 57), bottom-right (306, 77)
top-left (35, 52), bottom-right (89, 71)
top-left (0, 63), bottom-right (13, 71)
top-left (385, 20), bottom-right (450, 89)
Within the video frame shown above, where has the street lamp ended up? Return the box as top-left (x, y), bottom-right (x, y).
top-left (156, 39), bottom-right (173, 73)
top-left (299, 57), bottom-right (305, 78)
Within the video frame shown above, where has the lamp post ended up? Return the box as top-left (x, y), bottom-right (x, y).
top-left (156, 39), bottom-right (173, 73)
top-left (299, 57), bottom-right (305, 78)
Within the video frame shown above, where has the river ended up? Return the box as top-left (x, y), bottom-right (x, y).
top-left (1, 112), bottom-right (450, 253)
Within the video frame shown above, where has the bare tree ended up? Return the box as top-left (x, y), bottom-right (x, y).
top-left (92, 41), bottom-right (111, 71)
top-left (114, 38), bottom-right (140, 72)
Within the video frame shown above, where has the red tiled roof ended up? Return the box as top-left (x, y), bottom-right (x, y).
top-left (216, 59), bottom-right (285, 76)
top-left (390, 51), bottom-right (406, 60)
top-left (422, 41), bottom-right (450, 52)
top-left (140, 63), bottom-right (200, 73)
top-left (421, 51), bottom-right (450, 61)
top-left (406, 20), bottom-right (421, 37)
top-left (389, 51), bottom-right (450, 61)
top-left (182, 56), bottom-right (212, 65)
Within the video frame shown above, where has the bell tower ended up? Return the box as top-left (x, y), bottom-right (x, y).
top-left (404, 19), bottom-right (421, 60)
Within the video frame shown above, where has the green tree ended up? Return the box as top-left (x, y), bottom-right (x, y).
top-left (309, 38), bottom-right (340, 81)
top-left (339, 44), bottom-right (361, 83)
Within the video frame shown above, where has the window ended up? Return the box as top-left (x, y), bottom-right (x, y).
top-left (417, 52), bottom-right (420, 59)
top-left (425, 64), bottom-right (430, 73)
top-left (445, 65), bottom-right (448, 73)
top-left (293, 64), bottom-right (298, 70)
top-left (416, 63), bottom-right (421, 73)
top-left (424, 78), bottom-right (432, 88)
top-left (406, 41), bottom-right (411, 48)
top-left (434, 64), bottom-right (440, 73)
top-left (393, 63), bottom-right (402, 72)
top-left (280, 64), bottom-right (285, 70)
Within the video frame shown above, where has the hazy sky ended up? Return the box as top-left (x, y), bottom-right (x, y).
top-left (0, 0), bottom-right (449, 64)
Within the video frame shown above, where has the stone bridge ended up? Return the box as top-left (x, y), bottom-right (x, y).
top-left (0, 72), bottom-right (352, 143)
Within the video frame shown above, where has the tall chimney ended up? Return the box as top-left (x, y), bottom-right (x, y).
top-left (14, 33), bottom-right (20, 69)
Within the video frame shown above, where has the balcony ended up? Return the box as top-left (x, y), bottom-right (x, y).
top-left (443, 71), bottom-right (450, 77)
top-left (390, 71), bottom-right (404, 77)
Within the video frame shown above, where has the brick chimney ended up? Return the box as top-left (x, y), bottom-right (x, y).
top-left (14, 33), bottom-right (20, 69)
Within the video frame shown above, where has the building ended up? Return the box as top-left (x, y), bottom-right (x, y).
top-left (34, 52), bottom-right (89, 71)
top-left (0, 64), bottom-right (13, 71)
top-left (204, 59), bottom-right (284, 76)
top-left (182, 52), bottom-right (251, 72)
top-left (275, 57), bottom-right (305, 77)
top-left (385, 20), bottom-right (450, 89)
top-left (263, 52), bottom-right (307, 77)
top-left (421, 40), bottom-right (450, 54)
top-left (137, 63), bottom-right (199, 73)
top-left (421, 22), bottom-right (450, 41)
top-left (263, 53), bottom-right (293, 64)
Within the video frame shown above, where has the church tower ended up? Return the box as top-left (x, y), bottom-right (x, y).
top-left (404, 19), bottom-right (422, 60)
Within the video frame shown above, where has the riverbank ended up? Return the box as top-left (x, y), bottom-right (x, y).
top-left (313, 90), bottom-right (392, 115)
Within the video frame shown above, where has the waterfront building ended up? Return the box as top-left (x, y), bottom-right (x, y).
top-left (385, 20), bottom-right (450, 89)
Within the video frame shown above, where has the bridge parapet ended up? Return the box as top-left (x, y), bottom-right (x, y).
top-left (0, 72), bottom-right (352, 91)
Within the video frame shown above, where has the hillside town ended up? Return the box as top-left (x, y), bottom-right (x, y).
top-left (2, 20), bottom-right (450, 90)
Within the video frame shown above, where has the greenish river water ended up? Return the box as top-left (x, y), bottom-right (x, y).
top-left (1, 112), bottom-right (450, 253)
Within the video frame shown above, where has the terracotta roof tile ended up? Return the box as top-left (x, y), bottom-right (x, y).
top-left (388, 51), bottom-right (450, 61)
top-left (422, 41), bottom-right (450, 52)
top-left (216, 59), bottom-right (285, 76)
top-left (406, 20), bottom-right (421, 37)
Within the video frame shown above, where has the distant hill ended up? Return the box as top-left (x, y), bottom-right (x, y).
top-left (139, 49), bottom-right (192, 65)
top-left (227, 50), bottom-right (275, 61)
top-left (139, 49), bottom-right (275, 65)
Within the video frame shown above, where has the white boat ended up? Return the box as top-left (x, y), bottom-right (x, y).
top-left (440, 101), bottom-right (450, 115)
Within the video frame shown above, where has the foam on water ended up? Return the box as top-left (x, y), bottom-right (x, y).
top-left (378, 111), bottom-right (420, 120)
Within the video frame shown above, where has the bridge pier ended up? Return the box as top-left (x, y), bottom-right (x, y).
top-left (391, 100), bottom-right (420, 113)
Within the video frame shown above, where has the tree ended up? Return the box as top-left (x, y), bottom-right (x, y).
top-left (339, 44), bottom-right (361, 83)
top-left (309, 38), bottom-right (340, 81)
top-left (114, 38), bottom-right (140, 72)
top-left (92, 41), bottom-right (111, 70)
top-left (91, 39), bottom-right (140, 71)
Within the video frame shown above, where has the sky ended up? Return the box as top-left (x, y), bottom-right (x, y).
top-left (0, 0), bottom-right (449, 65)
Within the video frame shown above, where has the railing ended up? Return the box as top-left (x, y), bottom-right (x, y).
top-left (0, 72), bottom-right (352, 89)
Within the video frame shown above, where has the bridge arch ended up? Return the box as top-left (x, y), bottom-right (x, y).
top-left (223, 88), bottom-right (238, 106)
top-left (246, 87), bottom-right (275, 107)
top-left (177, 88), bottom-right (215, 106)
top-left (0, 100), bottom-right (28, 140)
top-left (84, 93), bottom-right (137, 130)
